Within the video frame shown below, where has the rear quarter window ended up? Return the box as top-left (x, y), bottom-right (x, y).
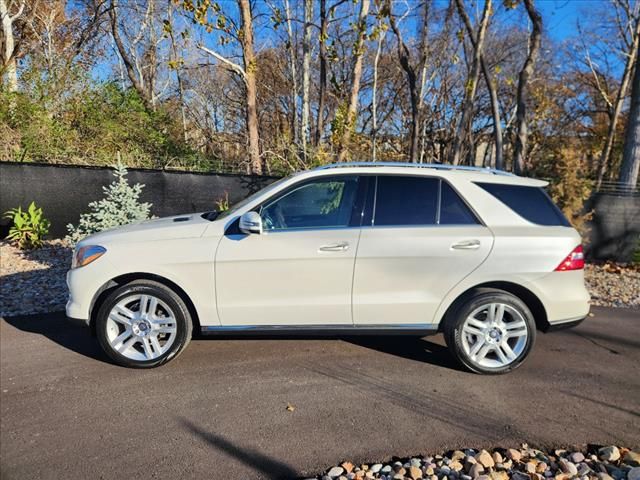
top-left (475, 182), bottom-right (570, 227)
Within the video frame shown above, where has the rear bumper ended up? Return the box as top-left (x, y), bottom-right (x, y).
top-left (529, 270), bottom-right (590, 325)
top-left (544, 315), bottom-right (587, 332)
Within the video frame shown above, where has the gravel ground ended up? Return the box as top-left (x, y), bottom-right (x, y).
top-left (312, 445), bottom-right (640, 480)
top-left (0, 240), bottom-right (639, 317)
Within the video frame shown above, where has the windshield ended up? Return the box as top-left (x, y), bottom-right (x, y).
top-left (216, 176), bottom-right (291, 220)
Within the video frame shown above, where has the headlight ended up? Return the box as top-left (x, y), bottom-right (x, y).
top-left (72, 245), bottom-right (107, 269)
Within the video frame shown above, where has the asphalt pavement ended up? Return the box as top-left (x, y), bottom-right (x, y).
top-left (1, 307), bottom-right (638, 479)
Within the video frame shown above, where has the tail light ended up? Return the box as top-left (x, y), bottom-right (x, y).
top-left (555, 245), bottom-right (585, 271)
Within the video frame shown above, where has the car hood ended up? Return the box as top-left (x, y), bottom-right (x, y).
top-left (79, 213), bottom-right (213, 246)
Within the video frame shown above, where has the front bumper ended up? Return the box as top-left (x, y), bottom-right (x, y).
top-left (65, 258), bottom-right (115, 327)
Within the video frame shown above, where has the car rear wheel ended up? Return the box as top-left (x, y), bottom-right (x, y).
top-left (444, 289), bottom-right (536, 374)
top-left (96, 280), bottom-right (193, 368)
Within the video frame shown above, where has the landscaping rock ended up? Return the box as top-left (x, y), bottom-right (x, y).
top-left (598, 447), bottom-right (621, 462)
top-left (476, 451), bottom-right (495, 469)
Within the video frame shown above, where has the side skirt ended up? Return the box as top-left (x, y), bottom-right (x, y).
top-left (200, 324), bottom-right (439, 337)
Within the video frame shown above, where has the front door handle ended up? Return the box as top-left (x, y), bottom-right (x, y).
top-left (451, 239), bottom-right (481, 250)
top-left (319, 242), bottom-right (350, 252)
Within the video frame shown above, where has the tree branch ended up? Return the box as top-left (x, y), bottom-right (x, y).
top-left (196, 44), bottom-right (247, 84)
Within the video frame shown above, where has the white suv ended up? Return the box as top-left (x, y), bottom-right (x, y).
top-left (66, 162), bottom-right (590, 373)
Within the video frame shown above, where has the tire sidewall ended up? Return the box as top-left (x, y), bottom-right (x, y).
top-left (96, 283), bottom-right (191, 368)
top-left (446, 291), bottom-right (536, 375)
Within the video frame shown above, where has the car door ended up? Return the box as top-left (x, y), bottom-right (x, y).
top-left (215, 175), bottom-right (365, 326)
top-left (352, 175), bottom-right (494, 326)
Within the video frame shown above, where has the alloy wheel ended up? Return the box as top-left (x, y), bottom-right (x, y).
top-left (460, 302), bottom-right (529, 369)
top-left (105, 294), bottom-right (178, 361)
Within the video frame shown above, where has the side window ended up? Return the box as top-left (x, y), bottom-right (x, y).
top-left (476, 182), bottom-right (570, 226)
top-left (374, 176), bottom-right (438, 226)
top-left (260, 176), bottom-right (359, 230)
top-left (439, 182), bottom-right (480, 225)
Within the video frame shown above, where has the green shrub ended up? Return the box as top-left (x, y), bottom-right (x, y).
top-left (66, 162), bottom-right (152, 245)
top-left (3, 201), bottom-right (51, 250)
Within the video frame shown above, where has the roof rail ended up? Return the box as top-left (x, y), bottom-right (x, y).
top-left (315, 161), bottom-right (515, 176)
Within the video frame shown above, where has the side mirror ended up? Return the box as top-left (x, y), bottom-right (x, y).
top-left (239, 211), bottom-right (263, 235)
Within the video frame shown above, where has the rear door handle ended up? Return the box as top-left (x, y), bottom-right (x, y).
top-left (319, 242), bottom-right (350, 252)
top-left (451, 239), bottom-right (481, 250)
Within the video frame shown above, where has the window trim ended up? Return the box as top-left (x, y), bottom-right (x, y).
top-left (254, 174), bottom-right (367, 233)
top-left (369, 174), bottom-right (483, 228)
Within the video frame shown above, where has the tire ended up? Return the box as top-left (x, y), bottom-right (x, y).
top-left (96, 280), bottom-right (193, 368)
top-left (443, 288), bottom-right (536, 375)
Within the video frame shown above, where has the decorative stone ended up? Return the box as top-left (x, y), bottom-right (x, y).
top-left (559, 459), bottom-right (578, 476)
top-left (507, 450), bottom-right (523, 462)
top-left (537, 462), bottom-right (548, 473)
top-left (598, 447), bottom-right (621, 462)
top-left (625, 453), bottom-right (640, 467)
top-left (570, 453), bottom-right (585, 464)
top-left (450, 462), bottom-right (464, 472)
top-left (596, 473), bottom-right (614, 480)
top-left (469, 464), bottom-right (485, 478)
top-left (476, 451), bottom-right (495, 469)
top-left (452, 452), bottom-right (466, 462)
top-left (342, 463), bottom-right (355, 474)
top-left (409, 466), bottom-right (423, 480)
top-left (525, 462), bottom-right (537, 474)
top-left (493, 453), bottom-right (504, 465)
top-left (627, 467), bottom-right (640, 480)
top-left (489, 471), bottom-right (508, 480)
top-left (371, 465), bottom-right (383, 474)
top-left (328, 467), bottom-right (345, 478)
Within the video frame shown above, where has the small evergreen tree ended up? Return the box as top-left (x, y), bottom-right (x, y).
top-left (66, 162), bottom-right (152, 245)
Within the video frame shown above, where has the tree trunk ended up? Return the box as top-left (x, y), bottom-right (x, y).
top-left (513, 0), bottom-right (542, 175)
top-left (451, 0), bottom-right (491, 166)
top-left (619, 48), bottom-right (640, 188)
top-left (238, 0), bottom-right (262, 175)
top-left (597, 16), bottom-right (640, 188)
top-left (301, 0), bottom-right (312, 156)
top-left (315, 0), bottom-right (328, 146)
top-left (481, 56), bottom-right (503, 169)
top-left (387, 0), bottom-right (429, 163)
top-left (0, 0), bottom-right (24, 93)
top-left (109, 0), bottom-right (154, 110)
top-left (372, 23), bottom-right (386, 162)
top-left (284, 0), bottom-right (299, 146)
top-left (336, 0), bottom-right (370, 162)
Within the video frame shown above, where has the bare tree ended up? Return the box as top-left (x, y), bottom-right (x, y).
top-left (513, 0), bottom-right (542, 174)
top-left (456, 0), bottom-right (503, 169)
top-left (301, 0), bottom-right (312, 155)
top-left (336, 0), bottom-right (370, 162)
top-left (451, 0), bottom-right (492, 166)
top-left (387, 0), bottom-right (430, 163)
top-left (0, 0), bottom-right (25, 92)
top-left (619, 44), bottom-right (640, 187)
top-left (195, 0), bottom-right (262, 174)
top-left (283, 0), bottom-right (299, 145)
top-left (595, 0), bottom-right (640, 187)
top-left (371, 0), bottom-right (387, 162)
top-left (109, 0), bottom-right (160, 110)
top-left (315, 0), bottom-right (347, 146)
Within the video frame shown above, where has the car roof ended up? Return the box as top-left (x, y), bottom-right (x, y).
top-left (301, 162), bottom-right (548, 187)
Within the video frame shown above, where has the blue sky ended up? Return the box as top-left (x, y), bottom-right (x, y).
top-left (536, 0), bottom-right (599, 40)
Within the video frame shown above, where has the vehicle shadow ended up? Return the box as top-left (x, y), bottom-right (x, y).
top-left (1, 311), bottom-right (110, 364)
top-left (178, 417), bottom-right (298, 479)
top-left (2, 311), bottom-right (463, 372)
top-left (343, 335), bottom-right (464, 372)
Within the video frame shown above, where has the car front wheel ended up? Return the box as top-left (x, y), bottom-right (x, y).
top-left (444, 289), bottom-right (536, 374)
top-left (96, 280), bottom-right (193, 368)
